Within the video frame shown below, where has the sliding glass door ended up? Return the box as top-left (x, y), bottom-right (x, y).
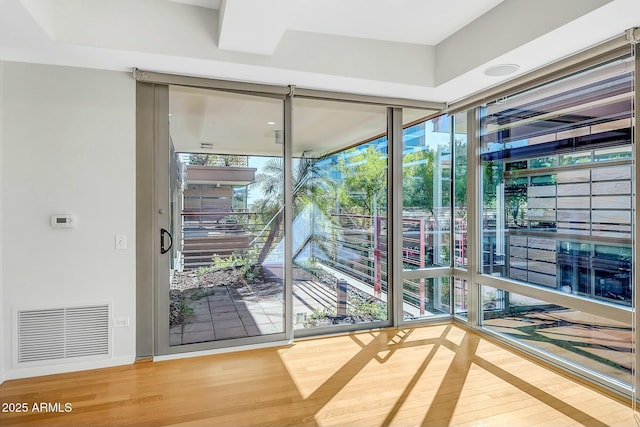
top-left (157, 86), bottom-right (288, 353)
top-left (144, 80), bottom-right (443, 354)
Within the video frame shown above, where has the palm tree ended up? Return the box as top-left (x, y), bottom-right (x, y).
top-left (252, 156), bottom-right (333, 264)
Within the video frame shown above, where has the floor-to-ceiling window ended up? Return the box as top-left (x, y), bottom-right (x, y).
top-left (290, 98), bottom-right (391, 333)
top-left (452, 112), bottom-right (469, 320)
top-left (401, 113), bottom-right (453, 321)
top-left (475, 53), bottom-right (635, 388)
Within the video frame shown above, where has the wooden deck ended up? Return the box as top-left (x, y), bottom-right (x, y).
top-left (0, 324), bottom-right (636, 426)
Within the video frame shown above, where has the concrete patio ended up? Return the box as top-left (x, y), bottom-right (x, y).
top-left (170, 285), bottom-right (285, 345)
top-left (169, 267), bottom-right (393, 345)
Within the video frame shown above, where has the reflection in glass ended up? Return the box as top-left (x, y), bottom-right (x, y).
top-left (453, 113), bottom-right (468, 268)
top-left (454, 278), bottom-right (468, 320)
top-left (479, 56), bottom-right (634, 306)
top-left (402, 277), bottom-right (450, 320)
top-left (402, 115), bottom-right (451, 270)
top-left (482, 287), bottom-right (633, 385)
top-left (292, 98), bottom-right (389, 330)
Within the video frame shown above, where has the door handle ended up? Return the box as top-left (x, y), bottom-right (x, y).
top-left (160, 228), bottom-right (173, 254)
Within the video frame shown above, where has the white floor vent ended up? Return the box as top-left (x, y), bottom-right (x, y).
top-left (18, 305), bottom-right (110, 364)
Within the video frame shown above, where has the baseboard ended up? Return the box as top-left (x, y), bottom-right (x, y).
top-left (6, 355), bottom-right (135, 380)
top-left (154, 339), bottom-right (292, 362)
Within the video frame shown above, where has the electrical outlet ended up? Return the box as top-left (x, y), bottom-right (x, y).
top-left (113, 317), bottom-right (130, 328)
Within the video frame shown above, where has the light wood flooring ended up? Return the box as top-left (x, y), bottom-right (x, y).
top-left (0, 324), bottom-right (637, 426)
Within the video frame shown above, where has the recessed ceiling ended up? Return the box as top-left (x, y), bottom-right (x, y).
top-left (4, 0), bottom-right (636, 166)
top-left (284, 0), bottom-right (505, 46)
top-left (1, 0), bottom-right (638, 104)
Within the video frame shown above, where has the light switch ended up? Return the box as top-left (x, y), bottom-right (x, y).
top-left (115, 234), bottom-right (127, 250)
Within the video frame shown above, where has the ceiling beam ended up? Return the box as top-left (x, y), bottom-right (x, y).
top-left (217, 0), bottom-right (288, 55)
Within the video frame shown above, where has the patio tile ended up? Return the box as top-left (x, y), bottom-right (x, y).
top-left (208, 295), bottom-right (233, 303)
top-left (236, 310), bottom-right (258, 320)
top-left (212, 311), bottom-right (242, 321)
top-left (242, 319), bottom-right (270, 326)
top-left (215, 327), bottom-right (248, 340)
top-left (175, 285), bottom-right (305, 344)
top-left (169, 325), bottom-right (182, 334)
top-left (267, 314), bottom-right (285, 324)
top-left (261, 308), bottom-right (285, 317)
top-left (213, 318), bottom-right (245, 329)
top-left (236, 300), bottom-right (261, 308)
top-left (183, 321), bottom-right (213, 333)
top-left (259, 301), bottom-right (284, 308)
top-left (244, 325), bottom-right (261, 336)
top-left (182, 330), bottom-right (216, 344)
top-left (256, 323), bottom-right (280, 334)
top-left (190, 300), bottom-right (210, 310)
top-left (183, 313), bottom-right (213, 323)
top-left (259, 300), bottom-right (284, 307)
top-left (244, 313), bottom-right (271, 325)
top-left (258, 299), bottom-right (283, 306)
top-left (268, 322), bottom-right (284, 330)
top-left (238, 307), bottom-right (262, 316)
top-left (192, 307), bottom-right (212, 316)
top-left (238, 318), bottom-right (261, 330)
top-left (210, 304), bottom-right (237, 314)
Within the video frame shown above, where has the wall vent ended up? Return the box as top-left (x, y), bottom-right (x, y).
top-left (18, 305), bottom-right (110, 364)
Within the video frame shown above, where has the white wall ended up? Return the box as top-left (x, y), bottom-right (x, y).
top-left (0, 61), bottom-right (5, 385)
top-left (1, 62), bottom-right (136, 379)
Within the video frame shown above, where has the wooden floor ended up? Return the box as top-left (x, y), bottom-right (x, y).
top-left (0, 324), bottom-right (637, 426)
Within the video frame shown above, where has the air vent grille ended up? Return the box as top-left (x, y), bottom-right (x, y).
top-left (18, 305), bottom-right (110, 363)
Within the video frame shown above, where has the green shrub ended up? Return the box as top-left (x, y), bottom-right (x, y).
top-left (351, 300), bottom-right (387, 320)
top-left (309, 306), bottom-right (336, 320)
top-left (196, 265), bottom-right (214, 276)
top-left (179, 300), bottom-right (193, 316)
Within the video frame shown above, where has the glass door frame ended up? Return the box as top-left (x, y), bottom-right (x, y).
top-left (153, 83), bottom-right (293, 356)
top-left (393, 109), bottom-right (457, 327)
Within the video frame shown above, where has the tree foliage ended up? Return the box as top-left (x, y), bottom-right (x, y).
top-left (189, 154), bottom-right (247, 167)
top-left (453, 138), bottom-right (467, 207)
top-left (252, 157), bottom-right (333, 215)
top-left (403, 147), bottom-right (435, 213)
top-left (402, 144), bottom-right (454, 216)
top-left (336, 146), bottom-right (387, 219)
top-left (251, 156), bottom-right (334, 263)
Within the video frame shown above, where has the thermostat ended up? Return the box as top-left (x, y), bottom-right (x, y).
top-left (50, 214), bottom-right (75, 228)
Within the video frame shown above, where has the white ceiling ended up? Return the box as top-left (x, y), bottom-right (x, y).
top-left (169, 85), bottom-right (432, 156)
top-left (2, 0), bottom-right (638, 103)
top-left (1, 0), bottom-right (638, 155)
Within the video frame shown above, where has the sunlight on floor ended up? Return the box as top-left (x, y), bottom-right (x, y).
top-left (278, 332), bottom-right (378, 399)
top-left (3, 324), bottom-right (635, 427)
top-left (275, 325), bottom-right (637, 426)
